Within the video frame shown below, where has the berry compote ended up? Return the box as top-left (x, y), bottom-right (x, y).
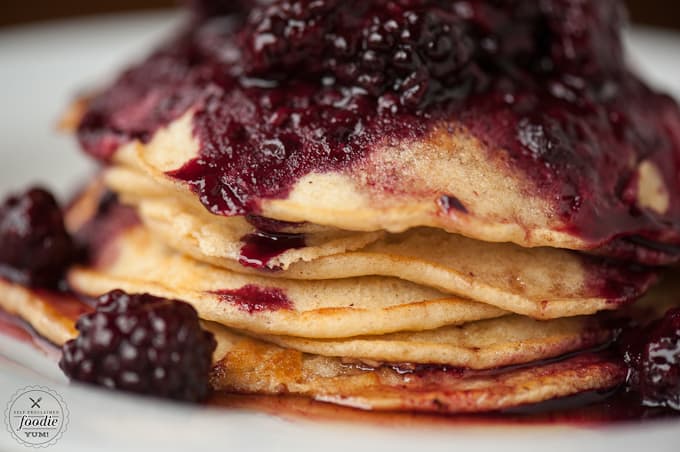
top-left (77, 0), bottom-right (680, 255)
top-left (620, 308), bottom-right (680, 410)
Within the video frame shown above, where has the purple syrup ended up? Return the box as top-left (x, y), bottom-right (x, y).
top-left (581, 257), bottom-right (658, 306)
top-left (240, 214), bottom-right (306, 269)
top-left (594, 236), bottom-right (680, 267)
top-left (619, 308), bottom-right (680, 410)
top-left (0, 308), bottom-right (62, 360)
top-left (239, 230), bottom-right (306, 269)
top-left (207, 388), bottom-right (680, 425)
top-left (500, 389), bottom-right (680, 423)
top-left (78, 0), bottom-right (680, 258)
top-left (212, 284), bottom-right (293, 313)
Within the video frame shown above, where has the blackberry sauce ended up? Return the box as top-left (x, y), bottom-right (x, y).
top-left (239, 231), bottom-right (306, 269)
top-left (212, 284), bottom-right (294, 313)
top-left (77, 0), bottom-right (680, 254)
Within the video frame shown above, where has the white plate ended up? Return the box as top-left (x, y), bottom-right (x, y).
top-left (1, 12), bottom-right (680, 452)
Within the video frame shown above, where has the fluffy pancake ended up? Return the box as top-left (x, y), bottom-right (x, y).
top-left (0, 273), bottom-right (613, 371)
top-left (0, 279), bottom-right (626, 413)
top-left (97, 163), bottom-right (656, 319)
top-left (67, 226), bottom-right (506, 338)
top-left (207, 323), bottom-right (625, 413)
top-left (130, 112), bottom-right (560, 242)
top-left (251, 315), bottom-right (613, 370)
top-left (0, 278), bottom-right (88, 345)
top-left (104, 163), bottom-right (385, 270)
top-left (136, 200), bottom-right (655, 318)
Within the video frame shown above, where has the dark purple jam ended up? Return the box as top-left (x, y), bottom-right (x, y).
top-left (239, 230), bottom-right (306, 269)
top-left (241, 215), bottom-right (307, 269)
top-left (583, 258), bottom-right (658, 307)
top-left (500, 389), bottom-right (680, 423)
top-left (619, 308), bottom-right (680, 410)
top-left (0, 188), bottom-right (77, 288)
top-left (78, 0), bottom-right (680, 257)
top-left (212, 284), bottom-right (293, 313)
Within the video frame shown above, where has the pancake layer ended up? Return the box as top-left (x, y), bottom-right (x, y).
top-left (0, 277), bottom-right (627, 413)
top-left (68, 226), bottom-right (507, 338)
top-left (208, 325), bottom-right (625, 413)
top-left (101, 166), bottom-right (656, 319)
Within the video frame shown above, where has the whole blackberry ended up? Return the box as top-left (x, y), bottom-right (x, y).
top-left (60, 290), bottom-right (217, 403)
top-left (621, 308), bottom-right (680, 410)
top-left (240, 0), bottom-right (342, 75)
top-left (0, 187), bottom-right (76, 288)
top-left (240, 0), bottom-right (476, 109)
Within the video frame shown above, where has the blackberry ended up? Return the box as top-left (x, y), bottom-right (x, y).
top-left (621, 308), bottom-right (680, 410)
top-left (240, 0), bottom-right (342, 76)
top-left (331, 3), bottom-right (474, 107)
top-left (0, 187), bottom-right (76, 288)
top-left (240, 0), bottom-right (476, 109)
top-left (60, 290), bottom-right (217, 403)
top-left (238, 0), bottom-right (629, 111)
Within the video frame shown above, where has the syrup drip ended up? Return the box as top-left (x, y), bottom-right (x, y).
top-left (211, 284), bottom-right (294, 313)
top-left (239, 230), bottom-right (306, 269)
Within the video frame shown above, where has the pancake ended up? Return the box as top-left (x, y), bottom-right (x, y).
top-left (67, 225), bottom-right (506, 338)
top-left (207, 323), bottom-right (625, 413)
top-left (0, 279), bottom-right (625, 413)
top-left (0, 278), bottom-right (88, 345)
top-left (74, 1), bottom-right (680, 262)
top-left (134, 196), bottom-right (655, 318)
top-left (105, 148), bottom-right (379, 239)
top-left (104, 164), bottom-right (385, 270)
top-left (0, 277), bottom-right (616, 374)
top-left (251, 315), bottom-right (613, 370)
top-left (106, 115), bottom-right (680, 261)
top-left (95, 162), bottom-right (657, 319)
top-left (58, 187), bottom-right (619, 370)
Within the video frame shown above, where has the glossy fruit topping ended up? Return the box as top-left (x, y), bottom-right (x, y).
top-left (78, 0), bottom-right (680, 253)
top-left (239, 231), bottom-right (306, 269)
top-left (620, 308), bottom-right (680, 411)
top-left (212, 285), bottom-right (293, 313)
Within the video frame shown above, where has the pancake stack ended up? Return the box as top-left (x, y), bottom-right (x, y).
top-left (14, 0), bottom-right (680, 412)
